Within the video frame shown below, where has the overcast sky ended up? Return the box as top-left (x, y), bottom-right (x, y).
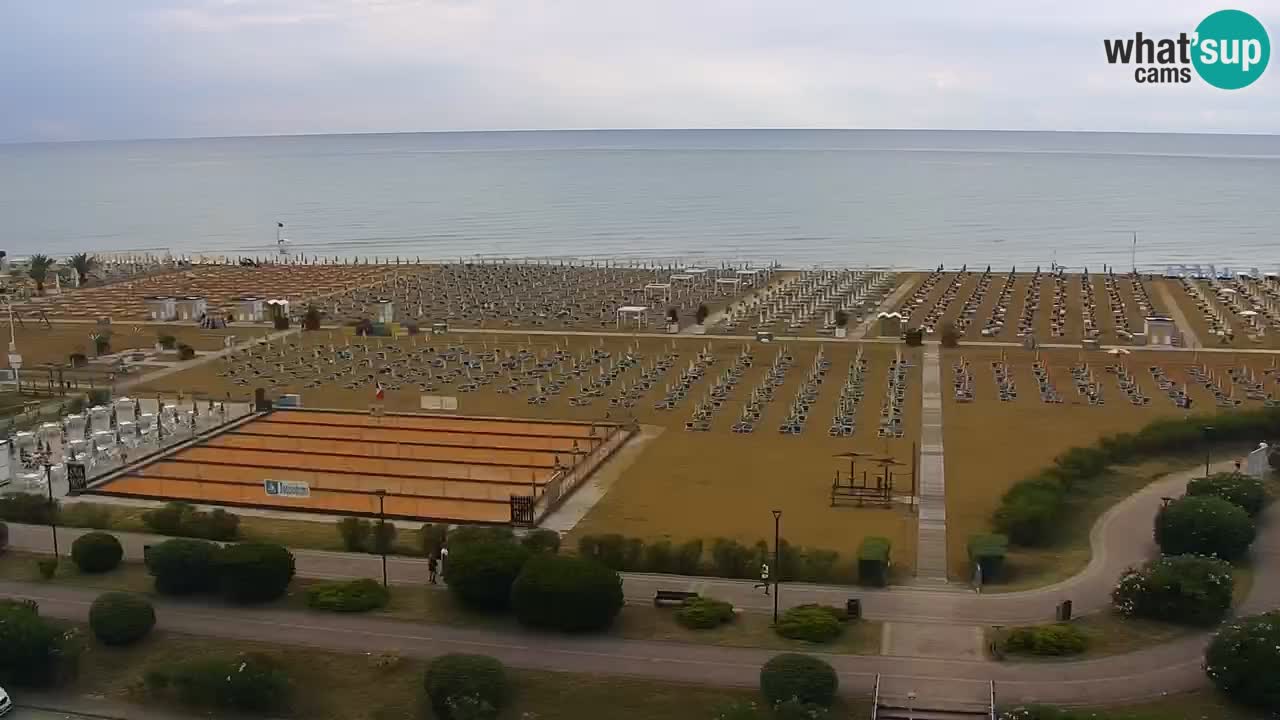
top-left (2, 0), bottom-right (1278, 142)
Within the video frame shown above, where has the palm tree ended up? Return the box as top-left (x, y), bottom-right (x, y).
top-left (27, 254), bottom-right (54, 295)
top-left (69, 252), bottom-right (97, 286)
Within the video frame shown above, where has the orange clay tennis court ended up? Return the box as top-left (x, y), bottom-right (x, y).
top-left (88, 409), bottom-right (630, 524)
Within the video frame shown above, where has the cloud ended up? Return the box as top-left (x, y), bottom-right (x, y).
top-left (0, 0), bottom-right (1277, 141)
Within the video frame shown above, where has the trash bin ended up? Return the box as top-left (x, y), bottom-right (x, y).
top-left (1057, 599), bottom-right (1072, 622)
top-left (845, 598), bottom-right (862, 621)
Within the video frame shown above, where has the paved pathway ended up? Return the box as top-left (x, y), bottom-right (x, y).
top-left (915, 345), bottom-right (948, 583)
top-left (1155, 282), bottom-right (1202, 349)
top-left (851, 276), bottom-right (916, 340)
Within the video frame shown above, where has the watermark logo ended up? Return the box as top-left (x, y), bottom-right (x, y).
top-left (1104, 9), bottom-right (1270, 89)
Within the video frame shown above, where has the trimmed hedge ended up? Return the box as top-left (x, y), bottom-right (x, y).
top-left (89, 592), bottom-right (156, 645)
top-left (71, 532), bottom-right (123, 573)
top-left (0, 492), bottom-right (58, 525)
top-left (1001, 623), bottom-right (1087, 656)
top-left (142, 502), bottom-right (239, 541)
top-left (576, 534), bottom-right (845, 582)
top-left (0, 521), bottom-right (8, 554)
top-left (992, 406), bottom-right (1280, 547)
top-left (520, 529), bottom-right (561, 554)
top-left (161, 652), bottom-right (292, 713)
top-left (759, 653), bottom-right (838, 708)
top-left (857, 536), bottom-right (891, 587)
top-left (510, 554), bottom-right (624, 632)
top-left (674, 597), bottom-right (735, 629)
top-left (305, 578), bottom-right (390, 612)
top-left (776, 605), bottom-right (843, 643)
top-left (1112, 554), bottom-right (1234, 626)
top-left (447, 526), bottom-right (515, 548)
top-left (0, 598), bottom-right (75, 687)
top-left (420, 523), bottom-right (449, 556)
top-left (444, 539), bottom-right (530, 611)
top-left (146, 538), bottom-right (218, 595)
top-left (423, 654), bottom-right (508, 720)
top-left (967, 534), bottom-right (1008, 582)
top-left (1205, 610), bottom-right (1280, 712)
top-left (1186, 472), bottom-right (1266, 516)
top-left (214, 542), bottom-right (296, 603)
top-left (1154, 495), bottom-right (1256, 561)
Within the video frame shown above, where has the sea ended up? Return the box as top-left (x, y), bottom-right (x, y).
top-left (1, 129), bottom-right (1278, 271)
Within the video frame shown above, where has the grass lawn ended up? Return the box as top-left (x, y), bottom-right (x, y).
top-left (1075, 689), bottom-right (1266, 719)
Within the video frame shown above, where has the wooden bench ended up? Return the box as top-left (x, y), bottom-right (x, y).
top-left (654, 590), bottom-right (699, 607)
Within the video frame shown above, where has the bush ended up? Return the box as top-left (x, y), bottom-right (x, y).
top-left (59, 503), bottom-right (112, 529)
top-left (338, 517), bottom-right (372, 551)
top-left (967, 533), bottom-right (1008, 583)
top-left (0, 521), bottom-right (7, 554)
top-left (857, 536), bottom-right (891, 587)
top-left (578, 533), bottom-right (643, 571)
top-left (305, 578), bottom-right (390, 612)
top-left (774, 698), bottom-right (831, 720)
top-left (759, 653), bottom-right (838, 708)
top-left (710, 538), bottom-right (760, 579)
top-left (89, 592), bottom-right (155, 645)
top-left (371, 520), bottom-right (396, 555)
top-left (141, 502), bottom-right (239, 541)
top-left (1112, 554), bottom-right (1234, 626)
top-left (158, 334), bottom-right (177, 350)
top-left (37, 559), bottom-right (58, 579)
top-left (674, 597), bottom-right (735, 629)
top-left (643, 540), bottom-right (674, 572)
top-left (904, 328), bottom-right (923, 346)
top-left (0, 599), bottom-right (66, 686)
top-left (0, 492), bottom-right (58, 524)
top-left (214, 542), bottom-right (296, 603)
top-left (421, 523), bottom-right (449, 556)
top-left (521, 529), bottom-right (561, 554)
top-left (992, 475), bottom-right (1063, 546)
top-left (423, 654), bottom-right (508, 720)
top-left (146, 538), bottom-right (218, 595)
top-left (70, 532), bottom-right (123, 573)
top-left (1205, 610), bottom-right (1280, 712)
top-left (775, 606), bottom-right (843, 643)
top-left (510, 554), bottom-right (624, 632)
top-left (1154, 495), bottom-right (1255, 561)
top-left (444, 540), bottom-right (530, 611)
top-left (1002, 624), bottom-right (1087, 656)
top-left (447, 526), bottom-right (515, 548)
top-left (164, 652), bottom-right (292, 712)
top-left (88, 388), bottom-right (111, 406)
top-left (675, 539), bottom-right (704, 574)
top-left (1187, 472), bottom-right (1266, 516)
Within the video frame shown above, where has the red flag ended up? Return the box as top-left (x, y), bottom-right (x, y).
top-left (375, 382), bottom-right (385, 400)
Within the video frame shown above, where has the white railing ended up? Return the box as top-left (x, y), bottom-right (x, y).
top-left (871, 674), bottom-right (881, 720)
top-left (990, 680), bottom-right (997, 720)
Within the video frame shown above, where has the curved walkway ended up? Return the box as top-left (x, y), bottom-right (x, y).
top-left (3, 459), bottom-right (1275, 707)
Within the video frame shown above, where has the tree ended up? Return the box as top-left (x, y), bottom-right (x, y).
top-left (423, 654), bottom-right (508, 720)
top-left (695, 304), bottom-right (710, 325)
top-left (68, 253), bottom-right (97, 286)
top-left (759, 654), bottom-right (838, 708)
top-left (833, 310), bottom-right (849, 329)
top-left (27, 254), bottom-right (54, 295)
top-left (520, 529), bottom-right (561, 554)
top-left (89, 592), bottom-right (155, 645)
top-left (510, 554), bottom-right (624, 632)
top-left (1187, 472), bottom-right (1266, 516)
top-left (70, 531), bottom-right (123, 573)
top-left (775, 605), bottom-right (843, 643)
top-left (214, 542), bottom-right (296, 603)
top-left (303, 305), bottom-right (322, 331)
top-left (1112, 554), bottom-right (1233, 626)
top-left (1154, 495), bottom-right (1256, 561)
top-left (443, 540), bottom-right (530, 611)
top-left (0, 599), bottom-right (64, 687)
top-left (1205, 610), bottom-right (1280, 712)
top-left (145, 538), bottom-right (218, 595)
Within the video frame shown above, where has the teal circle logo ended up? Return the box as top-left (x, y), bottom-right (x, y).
top-left (1193, 9), bottom-right (1270, 89)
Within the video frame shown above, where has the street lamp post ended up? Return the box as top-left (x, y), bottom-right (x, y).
top-left (771, 509), bottom-right (781, 625)
top-left (1202, 425), bottom-right (1215, 477)
top-left (44, 461), bottom-right (58, 558)
top-left (374, 489), bottom-right (388, 588)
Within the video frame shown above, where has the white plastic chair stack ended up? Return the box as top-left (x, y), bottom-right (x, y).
top-left (38, 422), bottom-right (60, 445)
top-left (64, 414), bottom-right (87, 439)
top-left (67, 438), bottom-right (89, 461)
top-left (114, 397), bottom-right (137, 425)
top-left (118, 421), bottom-right (138, 446)
top-left (138, 413), bottom-right (157, 437)
top-left (14, 431), bottom-right (35, 454)
top-left (20, 470), bottom-right (44, 491)
top-left (89, 406), bottom-right (111, 434)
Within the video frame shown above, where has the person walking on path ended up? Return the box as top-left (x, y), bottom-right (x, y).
top-left (753, 562), bottom-right (770, 595)
top-left (427, 553), bottom-right (439, 584)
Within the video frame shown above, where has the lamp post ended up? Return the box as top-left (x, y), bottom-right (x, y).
top-left (771, 509), bottom-right (781, 625)
top-left (1202, 425), bottom-right (1215, 477)
top-left (44, 461), bottom-right (58, 558)
top-left (374, 489), bottom-right (388, 588)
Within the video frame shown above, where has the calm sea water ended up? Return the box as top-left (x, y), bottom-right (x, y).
top-left (1, 129), bottom-right (1277, 270)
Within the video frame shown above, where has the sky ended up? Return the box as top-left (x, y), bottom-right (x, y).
top-left (2, 0), bottom-right (1279, 142)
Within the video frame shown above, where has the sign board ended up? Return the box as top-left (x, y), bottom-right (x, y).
top-left (7, 353), bottom-right (21, 370)
top-left (67, 462), bottom-right (88, 491)
top-left (420, 395), bottom-right (458, 411)
top-left (264, 479), bottom-right (311, 498)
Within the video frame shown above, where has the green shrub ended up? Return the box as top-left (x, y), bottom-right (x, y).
top-left (371, 520), bottom-right (396, 555)
top-left (1112, 554), bottom-right (1234, 626)
top-left (1155, 495), bottom-right (1255, 561)
top-left (674, 597), bottom-right (735, 629)
top-left (774, 698), bottom-right (831, 720)
top-left (797, 548), bottom-right (841, 583)
top-left (158, 334), bottom-right (177, 350)
top-left (423, 654), bottom-right (508, 720)
top-left (675, 539), bottom-right (704, 574)
top-left (176, 344), bottom-right (195, 360)
top-left (521, 529), bottom-right (561, 554)
top-left (214, 542), bottom-right (296, 603)
top-left (709, 538), bottom-right (759, 579)
top-left (992, 476), bottom-right (1063, 546)
top-left (643, 540), bottom-right (674, 572)
top-left (305, 578), bottom-right (389, 612)
top-left (775, 605), bottom-right (843, 643)
top-left (1002, 624), bottom-right (1087, 656)
top-left (967, 533), bottom-right (1008, 582)
top-left (447, 526), bottom-right (515, 548)
top-left (164, 652), bottom-right (292, 712)
top-left (0, 521), bottom-right (7, 554)
top-left (421, 523), bottom-right (449, 556)
top-left (0, 598), bottom-right (67, 686)
top-left (1052, 446), bottom-right (1109, 485)
top-left (444, 540), bottom-right (530, 611)
top-left (1187, 472), bottom-right (1266, 516)
top-left (0, 492), bottom-right (58, 524)
top-left (141, 502), bottom-right (239, 541)
top-left (337, 517), bottom-right (372, 551)
top-left (510, 554), bottom-right (624, 632)
top-left (71, 532), bottom-right (123, 573)
top-left (37, 559), bottom-right (58, 579)
top-left (1205, 610), bottom-right (1280, 712)
top-left (58, 503), bottom-right (113, 529)
top-left (759, 653), bottom-right (838, 708)
top-left (578, 533), bottom-right (643, 571)
top-left (89, 592), bottom-right (155, 645)
top-left (146, 538), bottom-right (218, 595)
top-left (857, 536), bottom-right (891, 587)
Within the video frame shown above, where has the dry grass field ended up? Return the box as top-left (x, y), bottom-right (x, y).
top-left (1158, 278), bottom-right (1280, 350)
